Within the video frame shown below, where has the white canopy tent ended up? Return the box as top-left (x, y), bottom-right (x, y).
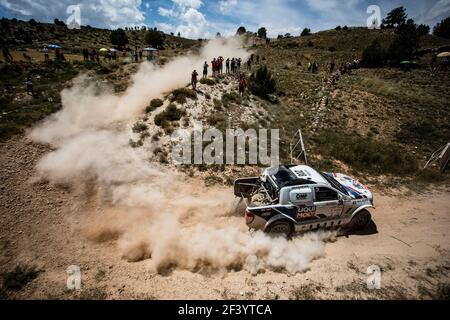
top-left (143, 47), bottom-right (159, 60)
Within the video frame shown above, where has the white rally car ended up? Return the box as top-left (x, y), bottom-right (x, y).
top-left (234, 165), bottom-right (374, 237)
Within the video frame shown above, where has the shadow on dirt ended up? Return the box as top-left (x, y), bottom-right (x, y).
top-left (340, 220), bottom-right (378, 237)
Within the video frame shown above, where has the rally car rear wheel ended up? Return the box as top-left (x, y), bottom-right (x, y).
top-left (266, 221), bottom-right (293, 238)
top-left (348, 209), bottom-right (372, 230)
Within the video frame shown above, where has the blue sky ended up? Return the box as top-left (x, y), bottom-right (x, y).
top-left (1, 0), bottom-right (449, 38)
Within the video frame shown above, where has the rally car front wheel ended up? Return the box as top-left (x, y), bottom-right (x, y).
top-left (348, 209), bottom-right (372, 231)
top-left (266, 221), bottom-right (293, 238)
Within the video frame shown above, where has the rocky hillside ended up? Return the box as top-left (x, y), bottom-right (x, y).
top-left (1, 22), bottom-right (449, 185)
top-left (252, 27), bottom-right (450, 183)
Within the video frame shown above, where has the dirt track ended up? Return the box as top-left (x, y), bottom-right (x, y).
top-left (0, 135), bottom-right (449, 299)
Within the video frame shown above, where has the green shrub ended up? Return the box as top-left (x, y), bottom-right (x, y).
top-left (213, 98), bottom-right (222, 110)
top-left (206, 113), bottom-right (227, 132)
top-left (361, 40), bottom-right (386, 67)
top-left (145, 98), bottom-right (163, 113)
top-left (110, 28), bottom-right (128, 47)
top-left (417, 168), bottom-right (446, 182)
top-left (132, 121), bottom-right (148, 133)
top-left (129, 139), bottom-right (143, 148)
top-left (154, 104), bottom-right (185, 127)
top-left (386, 20), bottom-right (419, 63)
top-left (139, 131), bottom-right (150, 140)
top-left (170, 88), bottom-right (197, 104)
top-left (433, 16), bottom-right (450, 39)
top-left (200, 78), bottom-right (216, 86)
top-left (96, 65), bottom-right (111, 74)
top-left (248, 65), bottom-right (276, 99)
top-left (315, 130), bottom-right (417, 175)
top-left (82, 60), bottom-right (98, 70)
top-left (152, 131), bottom-right (162, 141)
top-left (145, 29), bottom-right (164, 48)
top-left (300, 28), bottom-right (311, 36)
top-left (158, 57), bottom-right (168, 65)
top-left (396, 121), bottom-right (444, 143)
top-left (222, 92), bottom-right (241, 107)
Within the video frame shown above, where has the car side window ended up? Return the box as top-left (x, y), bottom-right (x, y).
top-left (315, 187), bottom-right (338, 202)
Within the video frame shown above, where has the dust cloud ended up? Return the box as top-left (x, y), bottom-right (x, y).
top-left (29, 37), bottom-right (331, 274)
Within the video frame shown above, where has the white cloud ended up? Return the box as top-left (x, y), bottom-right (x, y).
top-left (216, 0), bottom-right (311, 37)
top-left (218, 0), bottom-right (238, 14)
top-left (0, 0), bottom-right (33, 15)
top-left (172, 0), bottom-right (203, 10)
top-left (421, 0), bottom-right (450, 22)
top-left (156, 22), bottom-right (177, 34)
top-left (0, 0), bottom-right (145, 28)
top-left (178, 7), bottom-right (208, 37)
top-left (157, 0), bottom-right (208, 38)
top-left (158, 7), bottom-right (176, 17)
top-left (214, 0), bottom-right (366, 37)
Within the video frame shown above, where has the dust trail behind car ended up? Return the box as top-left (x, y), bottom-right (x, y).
top-left (28, 37), bottom-right (332, 274)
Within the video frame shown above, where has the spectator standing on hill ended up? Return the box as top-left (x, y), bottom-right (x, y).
top-left (256, 55), bottom-right (260, 63)
top-left (237, 58), bottom-right (241, 71)
top-left (55, 48), bottom-right (61, 60)
top-left (238, 73), bottom-right (246, 96)
top-left (226, 58), bottom-right (230, 73)
top-left (139, 50), bottom-right (143, 61)
top-left (43, 47), bottom-right (49, 61)
top-left (312, 62), bottom-right (318, 73)
top-left (91, 49), bottom-right (96, 61)
top-left (307, 61), bottom-right (312, 72)
top-left (430, 54), bottom-right (438, 76)
top-left (211, 58), bottom-right (217, 76)
top-left (25, 74), bottom-right (33, 94)
top-left (218, 56), bottom-right (224, 75)
top-left (122, 48), bottom-right (127, 58)
top-left (329, 61), bottom-right (335, 73)
top-left (442, 57), bottom-right (449, 71)
top-left (191, 70), bottom-right (198, 90)
top-left (251, 54), bottom-right (254, 62)
top-left (247, 59), bottom-right (251, 70)
top-left (2, 47), bottom-right (13, 62)
top-left (82, 48), bottom-right (89, 61)
top-left (203, 61), bottom-right (208, 78)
